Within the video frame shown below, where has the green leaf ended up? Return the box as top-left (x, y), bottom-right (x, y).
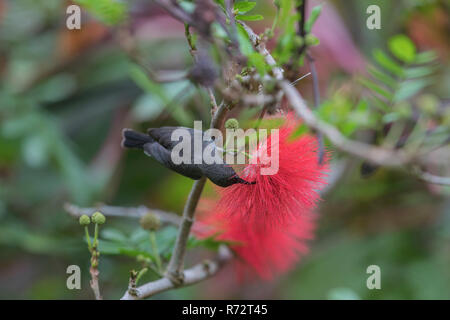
top-left (305, 34), bottom-right (320, 46)
top-left (370, 96), bottom-right (389, 112)
top-left (101, 228), bottom-right (128, 243)
top-left (305, 4), bottom-right (322, 33)
top-left (129, 228), bottom-right (149, 245)
top-left (393, 79), bottom-right (430, 102)
top-left (382, 112), bottom-right (404, 123)
top-left (367, 66), bottom-right (396, 88)
top-left (75, 0), bottom-right (127, 25)
top-left (128, 64), bottom-right (163, 94)
top-left (414, 51), bottom-right (437, 64)
top-left (236, 14), bottom-right (263, 21)
top-left (132, 94), bottom-right (165, 122)
top-left (373, 49), bottom-right (403, 76)
top-left (273, 13), bottom-right (298, 64)
top-left (248, 52), bottom-right (267, 76)
top-left (189, 234), bottom-right (241, 251)
top-left (234, 1), bottom-right (256, 14)
top-left (388, 35), bottom-right (416, 63)
top-left (278, 0), bottom-right (294, 30)
top-left (358, 77), bottom-right (393, 100)
top-left (96, 239), bottom-right (125, 255)
top-left (128, 65), bottom-right (194, 125)
top-left (179, 1), bottom-right (196, 13)
top-left (289, 123), bottom-right (309, 140)
top-left (404, 66), bottom-right (436, 79)
top-left (236, 24), bottom-right (254, 56)
top-left (214, 0), bottom-right (226, 10)
top-left (21, 134), bottom-right (49, 168)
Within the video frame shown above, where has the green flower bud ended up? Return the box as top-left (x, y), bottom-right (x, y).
top-left (225, 118), bottom-right (239, 130)
top-left (294, 35), bottom-right (304, 47)
top-left (140, 213), bottom-right (161, 231)
top-left (264, 28), bottom-right (274, 39)
top-left (79, 214), bottom-right (90, 226)
top-left (305, 34), bottom-right (320, 46)
top-left (91, 211), bottom-right (106, 225)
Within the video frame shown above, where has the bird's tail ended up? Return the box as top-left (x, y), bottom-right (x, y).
top-left (121, 129), bottom-right (154, 149)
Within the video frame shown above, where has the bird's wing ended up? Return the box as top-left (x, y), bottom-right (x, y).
top-left (147, 127), bottom-right (194, 150)
top-left (143, 142), bottom-right (203, 180)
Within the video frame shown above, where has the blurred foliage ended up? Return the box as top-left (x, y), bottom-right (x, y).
top-left (75, 0), bottom-right (128, 25)
top-left (0, 0), bottom-right (449, 299)
top-left (315, 34), bottom-right (448, 147)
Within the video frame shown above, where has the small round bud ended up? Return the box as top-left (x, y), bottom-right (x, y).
top-left (225, 118), bottom-right (239, 130)
top-left (305, 34), bottom-right (320, 46)
top-left (140, 213), bottom-right (161, 231)
top-left (79, 215), bottom-right (90, 226)
top-left (264, 28), bottom-right (274, 39)
top-left (91, 211), bottom-right (106, 225)
top-left (293, 35), bottom-right (304, 47)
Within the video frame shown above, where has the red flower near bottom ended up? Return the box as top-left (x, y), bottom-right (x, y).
top-left (196, 206), bottom-right (317, 280)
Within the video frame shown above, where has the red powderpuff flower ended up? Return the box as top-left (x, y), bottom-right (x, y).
top-left (218, 124), bottom-right (328, 228)
top-left (195, 123), bottom-right (328, 280)
top-left (197, 208), bottom-right (317, 280)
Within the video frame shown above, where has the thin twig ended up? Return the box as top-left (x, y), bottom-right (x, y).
top-left (154, 0), bottom-right (194, 25)
top-left (415, 169), bottom-right (450, 186)
top-left (207, 87), bottom-right (219, 116)
top-left (306, 53), bottom-right (325, 164)
top-left (297, 0), bottom-right (307, 56)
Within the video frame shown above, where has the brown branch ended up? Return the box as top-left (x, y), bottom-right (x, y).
top-left (121, 246), bottom-right (231, 300)
top-left (90, 264), bottom-right (102, 300)
top-left (164, 177), bottom-right (207, 284)
top-left (165, 98), bottom-right (228, 284)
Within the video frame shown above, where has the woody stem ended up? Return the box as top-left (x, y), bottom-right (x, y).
top-left (165, 102), bottom-right (228, 284)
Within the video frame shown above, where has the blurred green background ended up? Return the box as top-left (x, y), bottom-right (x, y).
top-left (0, 0), bottom-right (449, 299)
